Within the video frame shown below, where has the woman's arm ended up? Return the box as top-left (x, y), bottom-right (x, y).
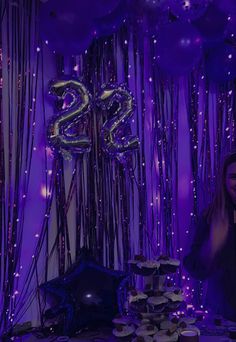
top-left (184, 211), bottom-right (228, 280)
top-left (183, 213), bottom-right (213, 280)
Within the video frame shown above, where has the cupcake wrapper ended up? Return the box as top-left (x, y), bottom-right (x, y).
top-left (138, 267), bottom-right (157, 276)
top-left (129, 302), bottom-right (148, 313)
top-left (166, 301), bottom-right (182, 312)
top-left (130, 264), bottom-right (148, 275)
top-left (148, 303), bottom-right (167, 313)
top-left (159, 264), bottom-right (179, 274)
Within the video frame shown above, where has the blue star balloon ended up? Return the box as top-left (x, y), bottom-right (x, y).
top-left (40, 249), bottom-right (130, 336)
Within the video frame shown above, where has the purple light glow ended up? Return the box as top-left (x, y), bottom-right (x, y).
top-left (1, 0), bottom-right (236, 334)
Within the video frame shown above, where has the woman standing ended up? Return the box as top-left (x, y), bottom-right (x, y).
top-left (184, 152), bottom-right (236, 321)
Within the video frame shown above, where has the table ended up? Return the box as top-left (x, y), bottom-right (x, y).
top-left (12, 319), bottom-right (236, 342)
top-left (13, 333), bottom-right (235, 342)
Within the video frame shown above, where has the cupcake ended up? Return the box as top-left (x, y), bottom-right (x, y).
top-left (157, 256), bottom-right (180, 275)
top-left (136, 324), bottom-right (158, 337)
top-left (153, 329), bottom-right (179, 342)
top-left (151, 314), bottom-right (166, 326)
top-left (129, 290), bottom-right (148, 304)
top-left (113, 324), bottom-right (135, 338)
top-left (169, 316), bottom-right (180, 325)
top-left (178, 316), bottom-right (196, 326)
top-left (132, 336), bottom-right (153, 342)
top-left (129, 290), bottom-right (148, 313)
top-left (128, 255), bottom-right (147, 275)
top-left (139, 312), bottom-right (157, 320)
top-left (177, 321), bottom-right (187, 330)
top-left (160, 320), bottom-right (177, 331)
top-left (147, 296), bottom-right (168, 313)
top-left (137, 260), bottom-right (160, 276)
top-left (164, 286), bottom-right (182, 294)
top-left (163, 291), bottom-right (184, 311)
top-left (177, 325), bottom-right (200, 337)
top-left (140, 319), bottom-right (152, 326)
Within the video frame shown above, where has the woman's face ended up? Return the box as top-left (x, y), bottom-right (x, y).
top-left (225, 162), bottom-right (236, 204)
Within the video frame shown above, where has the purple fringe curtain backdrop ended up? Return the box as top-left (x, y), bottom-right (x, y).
top-left (0, 0), bottom-right (236, 334)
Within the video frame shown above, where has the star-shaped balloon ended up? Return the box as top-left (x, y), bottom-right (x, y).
top-left (40, 249), bottom-right (130, 336)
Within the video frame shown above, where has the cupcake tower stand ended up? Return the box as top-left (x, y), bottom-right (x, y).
top-left (112, 255), bottom-right (200, 342)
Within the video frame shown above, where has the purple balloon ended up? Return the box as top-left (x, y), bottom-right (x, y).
top-left (144, 9), bottom-right (169, 36)
top-left (94, 1), bottom-right (128, 38)
top-left (205, 43), bottom-right (236, 82)
top-left (87, 0), bottom-right (121, 19)
top-left (39, 1), bottom-right (95, 55)
top-left (215, 0), bottom-right (236, 15)
top-left (166, 0), bottom-right (210, 21)
top-left (157, 21), bottom-right (203, 76)
top-left (193, 4), bottom-right (228, 42)
top-left (127, 0), bottom-right (169, 37)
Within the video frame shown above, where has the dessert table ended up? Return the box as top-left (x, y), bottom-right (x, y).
top-left (12, 329), bottom-right (236, 342)
top-left (10, 316), bottom-right (236, 341)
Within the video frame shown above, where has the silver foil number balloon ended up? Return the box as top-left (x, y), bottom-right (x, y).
top-left (99, 85), bottom-right (139, 159)
top-left (48, 80), bottom-right (91, 157)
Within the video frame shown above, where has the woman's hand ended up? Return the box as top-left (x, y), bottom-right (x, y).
top-left (199, 211), bottom-right (229, 265)
top-left (209, 212), bottom-right (229, 257)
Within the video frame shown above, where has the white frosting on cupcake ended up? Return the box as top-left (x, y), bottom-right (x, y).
top-left (152, 314), bottom-right (166, 324)
top-left (167, 258), bottom-right (180, 266)
top-left (128, 256), bottom-right (146, 265)
top-left (179, 317), bottom-right (196, 325)
top-left (178, 325), bottom-right (200, 336)
top-left (163, 292), bottom-right (184, 302)
top-left (137, 260), bottom-right (160, 269)
top-left (147, 296), bottom-right (168, 306)
top-left (164, 287), bottom-right (182, 294)
top-left (140, 312), bottom-right (157, 319)
top-left (128, 259), bottom-right (140, 265)
top-left (136, 324), bottom-right (158, 336)
top-left (113, 324), bottom-right (135, 337)
top-left (129, 291), bottom-right (148, 303)
top-left (158, 258), bottom-right (180, 266)
top-left (153, 330), bottom-right (178, 342)
top-left (160, 320), bottom-right (177, 330)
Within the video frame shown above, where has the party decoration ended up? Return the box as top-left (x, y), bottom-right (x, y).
top-left (193, 4), bottom-right (228, 42)
top-left (98, 85), bottom-right (139, 159)
top-left (40, 249), bottom-right (130, 336)
top-left (39, 1), bottom-right (95, 55)
top-left (94, 0), bottom-right (128, 38)
top-left (157, 21), bottom-right (203, 76)
top-left (167, 0), bottom-right (210, 21)
top-left (205, 42), bottom-right (236, 82)
top-left (128, 0), bottom-right (169, 37)
top-left (87, 0), bottom-right (121, 19)
top-left (48, 80), bottom-right (91, 157)
top-left (3, 0), bottom-right (236, 338)
top-left (215, 0), bottom-right (236, 15)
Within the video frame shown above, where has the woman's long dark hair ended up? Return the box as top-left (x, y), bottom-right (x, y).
top-left (206, 152), bottom-right (236, 224)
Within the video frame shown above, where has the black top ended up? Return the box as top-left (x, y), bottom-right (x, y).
top-left (183, 205), bottom-right (236, 321)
